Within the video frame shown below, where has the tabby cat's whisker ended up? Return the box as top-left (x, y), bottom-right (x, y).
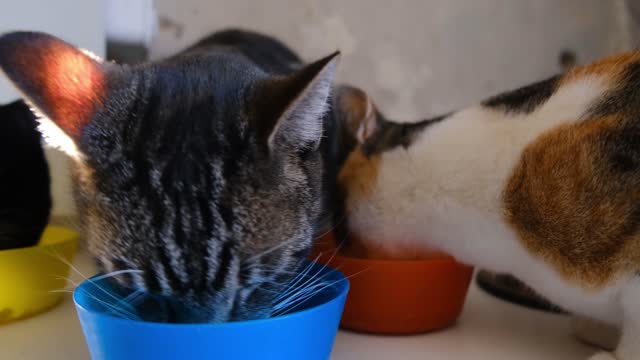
top-left (91, 269), bottom-right (143, 283)
top-left (273, 254), bottom-right (322, 302)
top-left (245, 237), bottom-right (300, 263)
top-left (263, 270), bottom-right (334, 299)
top-left (272, 279), bottom-right (343, 316)
top-left (49, 289), bottom-right (75, 294)
top-left (280, 242), bottom-right (344, 296)
top-left (105, 289), bottom-right (146, 317)
top-left (84, 291), bottom-right (141, 320)
top-left (272, 281), bottom-right (328, 312)
top-left (51, 275), bottom-right (80, 287)
top-left (45, 249), bottom-right (127, 306)
top-left (253, 270), bottom-right (329, 293)
top-left (253, 268), bottom-right (308, 277)
top-left (50, 269), bottom-right (141, 290)
top-left (271, 243), bottom-right (359, 315)
top-left (314, 215), bottom-right (346, 240)
top-left (272, 267), bottom-right (335, 310)
top-left (272, 268), bottom-right (369, 317)
top-left (49, 268), bottom-right (144, 320)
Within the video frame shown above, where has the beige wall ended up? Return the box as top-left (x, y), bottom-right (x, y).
top-left (151, 0), bottom-right (632, 121)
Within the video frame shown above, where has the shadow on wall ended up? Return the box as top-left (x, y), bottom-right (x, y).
top-left (150, 0), bottom-right (632, 120)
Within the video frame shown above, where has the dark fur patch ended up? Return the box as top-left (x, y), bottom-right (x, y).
top-left (361, 114), bottom-right (448, 156)
top-left (0, 100), bottom-right (51, 250)
top-left (186, 29), bottom-right (302, 75)
top-left (331, 86), bottom-right (448, 158)
top-left (503, 116), bottom-right (640, 288)
top-left (562, 51), bottom-right (640, 85)
top-left (483, 75), bottom-right (560, 114)
top-left (589, 62), bottom-right (640, 117)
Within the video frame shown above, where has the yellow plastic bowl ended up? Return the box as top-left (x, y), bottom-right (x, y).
top-left (0, 226), bottom-right (78, 324)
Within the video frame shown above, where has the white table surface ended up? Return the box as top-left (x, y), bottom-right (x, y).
top-left (0, 251), bottom-right (597, 360)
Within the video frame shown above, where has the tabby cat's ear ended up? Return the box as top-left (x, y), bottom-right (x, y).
top-left (254, 51), bottom-right (340, 151)
top-left (0, 32), bottom-right (107, 141)
top-left (335, 85), bottom-right (377, 144)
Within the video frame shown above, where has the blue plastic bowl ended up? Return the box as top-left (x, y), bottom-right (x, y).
top-left (74, 262), bottom-right (348, 360)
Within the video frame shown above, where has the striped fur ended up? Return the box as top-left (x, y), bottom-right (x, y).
top-left (0, 29), bottom-right (339, 322)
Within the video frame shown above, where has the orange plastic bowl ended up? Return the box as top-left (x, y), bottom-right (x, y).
top-left (311, 232), bottom-right (473, 334)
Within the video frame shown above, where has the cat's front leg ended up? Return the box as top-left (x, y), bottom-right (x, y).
top-left (608, 280), bottom-right (640, 360)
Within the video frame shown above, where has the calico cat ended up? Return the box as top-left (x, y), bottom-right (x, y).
top-left (0, 29), bottom-right (340, 322)
top-left (0, 100), bottom-right (51, 250)
top-left (333, 53), bottom-right (640, 359)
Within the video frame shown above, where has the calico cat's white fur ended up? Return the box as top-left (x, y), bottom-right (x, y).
top-left (336, 53), bottom-right (640, 359)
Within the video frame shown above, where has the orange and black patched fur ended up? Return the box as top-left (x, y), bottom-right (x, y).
top-left (332, 53), bottom-right (640, 359)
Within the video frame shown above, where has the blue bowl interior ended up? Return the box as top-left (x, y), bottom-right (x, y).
top-left (74, 261), bottom-right (347, 323)
top-left (73, 261), bottom-right (349, 360)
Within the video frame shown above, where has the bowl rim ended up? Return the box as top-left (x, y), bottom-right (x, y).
top-left (312, 247), bottom-right (468, 267)
top-left (73, 261), bottom-right (350, 329)
top-left (312, 231), bottom-right (469, 267)
top-left (0, 225), bottom-right (78, 255)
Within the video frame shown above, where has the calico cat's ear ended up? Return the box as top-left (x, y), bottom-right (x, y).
top-left (335, 85), bottom-right (377, 144)
top-left (254, 52), bottom-right (340, 150)
top-left (0, 32), bottom-right (107, 140)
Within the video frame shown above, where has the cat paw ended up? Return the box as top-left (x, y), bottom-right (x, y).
top-left (588, 352), bottom-right (617, 360)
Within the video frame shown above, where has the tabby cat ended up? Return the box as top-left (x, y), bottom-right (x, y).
top-left (333, 53), bottom-right (640, 359)
top-left (0, 99), bottom-right (51, 250)
top-left (0, 29), bottom-right (340, 322)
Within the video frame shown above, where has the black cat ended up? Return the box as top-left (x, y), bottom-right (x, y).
top-left (0, 99), bottom-right (51, 250)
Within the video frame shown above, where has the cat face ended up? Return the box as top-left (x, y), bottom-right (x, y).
top-left (0, 32), bottom-right (339, 322)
